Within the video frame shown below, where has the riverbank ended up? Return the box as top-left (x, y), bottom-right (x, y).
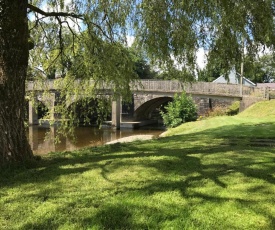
top-left (1, 101), bottom-right (275, 229)
top-left (106, 134), bottom-right (156, 144)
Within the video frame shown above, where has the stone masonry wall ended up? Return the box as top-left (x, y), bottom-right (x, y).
top-left (192, 96), bottom-right (237, 116)
top-left (239, 96), bottom-right (266, 112)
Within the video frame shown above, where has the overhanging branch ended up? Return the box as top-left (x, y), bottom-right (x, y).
top-left (27, 3), bottom-right (111, 40)
top-left (27, 4), bottom-right (84, 20)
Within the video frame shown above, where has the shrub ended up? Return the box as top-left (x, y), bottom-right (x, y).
top-left (226, 101), bottom-right (240, 115)
top-left (207, 105), bottom-right (228, 117)
top-left (161, 93), bottom-right (197, 128)
top-left (206, 101), bottom-right (240, 117)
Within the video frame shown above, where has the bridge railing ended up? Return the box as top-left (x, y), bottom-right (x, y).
top-left (27, 79), bottom-right (268, 99)
top-left (136, 80), bottom-right (267, 98)
top-left (242, 85), bottom-right (267, 98)
top-left (27, 79), bottom-right (112, 92)
top-left (132, 80), bottom-right (183, 92)
top-left (27, 80), bottom-right (56, 91)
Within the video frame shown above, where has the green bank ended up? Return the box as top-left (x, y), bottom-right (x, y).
top-left (1, 101), bottom-right (275, 229)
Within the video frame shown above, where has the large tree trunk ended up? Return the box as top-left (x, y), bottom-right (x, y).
top-left (0, 0), bottom-right (33, 166)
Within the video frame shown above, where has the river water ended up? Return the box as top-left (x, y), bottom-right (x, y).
top-left (27, 125), bottom-right (165, 155)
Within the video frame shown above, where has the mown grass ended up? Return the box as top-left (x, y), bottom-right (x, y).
top-left (1, 101), bottom-right (275, 229)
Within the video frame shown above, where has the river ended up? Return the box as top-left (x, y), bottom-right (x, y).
top-left (27, 125), bottom-right (165, 155)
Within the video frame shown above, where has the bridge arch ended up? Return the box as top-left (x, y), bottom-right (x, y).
top-left (134, 96), bottom-right (173, 120)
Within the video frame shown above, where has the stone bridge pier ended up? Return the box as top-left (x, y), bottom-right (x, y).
top-left (111, 98), bottom-right (121, 129)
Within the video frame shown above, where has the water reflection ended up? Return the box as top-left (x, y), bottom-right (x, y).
top-left (27, 126), bottom-right (164, 155)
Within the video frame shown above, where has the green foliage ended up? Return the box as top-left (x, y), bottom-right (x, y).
top-left (206, 105), bottom-right (228, 117)
top-left (197, 64), bottom-right (222, 82)
top-left (28, 21), bottom-right (73, 79)
top-left (206, 101), bottom-right (240, 118)
top-left (156, 66), bottom-right (195, 81)
top-left (29, 0), bottom-right (275, 80)
top-left (243, 54), bottom-right (275, 83)
top-left (128, 46), bottom-right (157, 79)
top-left (226, 101), bottom-right (240, 116)
top-left (161, 93), bottom-right (197, 128)
top-left (135, 1), bottom-right (275, 71)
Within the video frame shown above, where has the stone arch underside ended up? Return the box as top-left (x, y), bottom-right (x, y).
top-left (134, 96), bottom-right (173, 120)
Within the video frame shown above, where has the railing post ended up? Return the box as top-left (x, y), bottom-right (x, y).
top-left (265, 87), bottom-right (269, 99)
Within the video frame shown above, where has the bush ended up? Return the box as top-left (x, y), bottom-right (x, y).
top-left (206, 101), bottom-right (240, 117)
top-left (161, 93), bottom-right (197, 128)
top-left (207, 105), bottom-right (228, 117)
top-left (226, 101), bottom-right (240, 115)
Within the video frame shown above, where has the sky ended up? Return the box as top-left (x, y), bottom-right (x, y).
top-left (196, 48), bottom-right (207, 69)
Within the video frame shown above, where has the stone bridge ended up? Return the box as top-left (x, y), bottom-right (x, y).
top-left (26, 79), bottom-right (269, 128)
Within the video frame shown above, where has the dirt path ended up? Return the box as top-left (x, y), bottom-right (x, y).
top-left (106, 135), bottom-right (155, 145)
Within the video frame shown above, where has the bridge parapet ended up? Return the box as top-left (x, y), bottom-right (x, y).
top-left (27, 79), bottom-right (267, 99)
top-left (27, 79), bottom-right (111, 92)
top-left (27, 80), bottom-right (57, 91)
top-left (134, 80), bottom-right (267, 98)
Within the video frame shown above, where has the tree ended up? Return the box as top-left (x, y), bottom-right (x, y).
top-left (128, 47), bottom-right (157, 79)
top-left (156, 66), bottom-right (195, 81)
top-left (197, 65), bottom-right (222, 82)
top-left (161, 93), bottom-right (197, 128)
top-left (1, 1), bottom-right (275, 166)
top-left (243, 54), bottom-right (275, 83)
top-left (0, 1), bottom-right (33, 165)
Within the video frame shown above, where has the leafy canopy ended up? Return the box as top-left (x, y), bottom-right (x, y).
top-left (28, 0), bottom-right (275, 74)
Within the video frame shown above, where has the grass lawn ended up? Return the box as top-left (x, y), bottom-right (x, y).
top-left (1, 101), bottom-right (275, 229)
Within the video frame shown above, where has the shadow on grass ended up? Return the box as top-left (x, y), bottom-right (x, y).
top-left (21, 218), bottom-right (60, 230)
top-left (1, 121), bottom-right (275, 229)
top-left (85, 204), bottom-right (133, 229)
top-left (1, 121), bottom-right (275, 186)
